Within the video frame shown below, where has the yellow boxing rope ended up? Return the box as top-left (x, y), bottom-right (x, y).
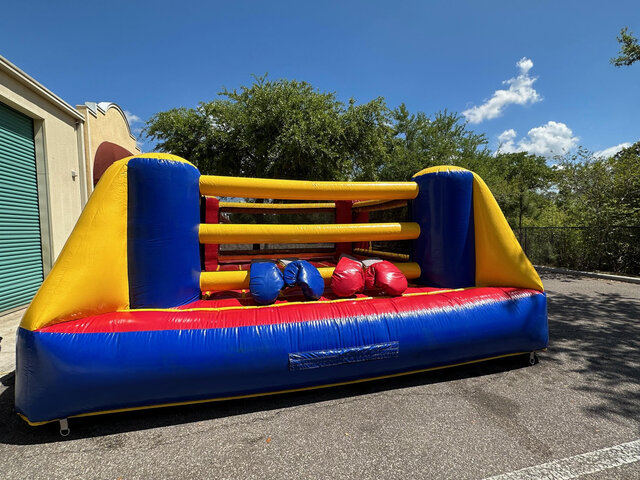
top-left (199, 222), bottom-right (420, 244)
top-left (200, 262), bottom-right (421, 291)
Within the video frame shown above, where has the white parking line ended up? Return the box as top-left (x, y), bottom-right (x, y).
top-left (483, 439), bottom-right (640, 480)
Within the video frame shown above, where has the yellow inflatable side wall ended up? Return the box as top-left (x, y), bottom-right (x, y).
top-left (21, 159), bottom-right (130, 331)
top-left (472, 173), bottom-right (543, 291)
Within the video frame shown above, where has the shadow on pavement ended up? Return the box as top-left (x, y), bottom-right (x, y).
top-left (544, 273), bottom-right (640, 423)
top-left (0, 354), bottom-right (533, 445)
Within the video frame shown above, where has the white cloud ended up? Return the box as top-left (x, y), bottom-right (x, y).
top-left (496, 121), bottom-right (579, 157)
top-left (516, 57), bottom-right (533, 74)
top-left (497, 128), bottom-right (517, 144)
top-left (463, 57), bottom-right (542, 124)
top-left (594, 142), bottom-right (632, 159)
top-left (519, 122), bottom-right (578, 156)
top-left (124, 110), bottom-right (141, 125)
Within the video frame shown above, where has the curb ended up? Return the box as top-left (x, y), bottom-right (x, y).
top-left (536, 265), bottom-right (640, 285)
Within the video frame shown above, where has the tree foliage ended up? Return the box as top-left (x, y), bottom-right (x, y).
top-left (144, 76), bottom-right (489, 182)
top-left (479, 152), bottom-right (553, 228)
top-left (555, 144), bottom-right (640, 227)
top-left (145, 75), bottom-right (393, 181)
top-left (610, 27), bottom-right (640, 67)
top-left (545, 144), bottom-right (640, 273)
top-left (379, 106), bottom-right (491, 181)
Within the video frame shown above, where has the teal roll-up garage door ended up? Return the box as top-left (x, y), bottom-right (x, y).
top-left (0, 102), bottom-right (43, 312)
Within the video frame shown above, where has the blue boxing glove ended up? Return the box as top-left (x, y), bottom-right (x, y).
top-left (283, 260), bottom-right (325, 300)
top-left (249, 261), bottom-right (284, 305)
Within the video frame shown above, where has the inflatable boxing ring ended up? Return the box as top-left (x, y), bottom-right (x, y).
top-left (15, 153), bottom-right (548, 428)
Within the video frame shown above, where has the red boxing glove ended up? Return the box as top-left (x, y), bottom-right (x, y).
top-left (364, 260), bottom-right (408, 296)
top-left (331, 256), bottom-right (365, 297)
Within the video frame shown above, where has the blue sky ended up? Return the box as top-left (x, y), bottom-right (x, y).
top-left (1, 0), bottom-right (638, 158)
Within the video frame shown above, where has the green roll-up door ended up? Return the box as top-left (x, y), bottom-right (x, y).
top-left (0, 102), bottom-right (43, 312)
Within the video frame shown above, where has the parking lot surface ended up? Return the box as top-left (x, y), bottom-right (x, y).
top-left (0, 272), bottom-right (638, 479)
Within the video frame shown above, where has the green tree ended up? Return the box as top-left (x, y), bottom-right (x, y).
top-left (379, 107), bottom-right (491, 181)
top-left (145, 76), bottom-right (494, 183)
top-left (480, 152), bottom-right (553, 229)
top-left (610, 141), bottom-right (640, 225)
top-left (555, 149), bottom-right (611, 225)
top-left (555, 145), bottom-right (640, 227)
top-left (144, 75), bottom-right (393, 181)
top-left (610, 27), bottom-right (640, 67)
top-left (552, 145), bottom-right (640, 272)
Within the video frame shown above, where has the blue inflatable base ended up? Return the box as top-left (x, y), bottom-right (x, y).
top-left (15, 290), bottom-right (548, 424)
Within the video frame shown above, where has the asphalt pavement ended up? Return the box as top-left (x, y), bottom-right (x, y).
top-left (0, 272), bottom-right (638, 479)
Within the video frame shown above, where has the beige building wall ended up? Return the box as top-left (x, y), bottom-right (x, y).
top-left (0, 58), bottom-right (86, 270)
top-left (76, 102), bottom-right (141, 194)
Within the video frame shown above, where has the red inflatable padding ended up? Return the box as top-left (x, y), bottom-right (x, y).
top-left (365, 260), bottom-right (408, 296)
top-left (331, 256), bottom-right (365, 297)
top-left (38, 288), bottom-right (543, 334)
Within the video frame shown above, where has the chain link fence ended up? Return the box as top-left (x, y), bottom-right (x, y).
top-left (515, 226), bottom-right (640, 276)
